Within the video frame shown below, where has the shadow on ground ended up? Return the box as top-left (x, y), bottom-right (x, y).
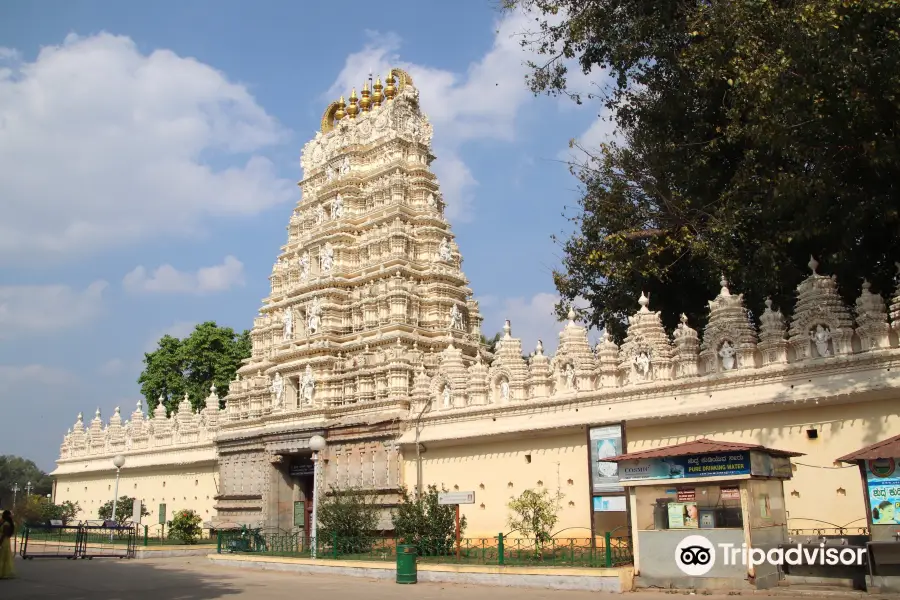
top-left (3, 555), bottom-right (243, 600)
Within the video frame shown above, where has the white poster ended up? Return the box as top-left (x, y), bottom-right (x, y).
top-left (590, 424), bottom-right (624, 493)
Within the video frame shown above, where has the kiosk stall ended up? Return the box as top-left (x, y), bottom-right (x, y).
top-left (837, 434), bottom-right (900, 592)
top-left (605, 439), bottom-right (802, 590)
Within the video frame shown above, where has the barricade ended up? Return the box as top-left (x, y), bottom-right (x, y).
top-left (19, 522), bottom-right (137, 560)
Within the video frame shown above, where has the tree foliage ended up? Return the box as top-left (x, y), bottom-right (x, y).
top-left (506, 0), bottom-right (900, 340)
top-left (168, 509), bottom-right (203, 544)
top-left (392, 485), bottom-right (467, 556)
top-left (316, 487), bottom-right (381, 553)
top-left (0, 455), bottom-right (52, 509)
top-left (507, 488), bottom-right (563, 552)
top-left (97, 496), bottom-right (149, 525)
top-left (138, 321), bottom-right (251, 414)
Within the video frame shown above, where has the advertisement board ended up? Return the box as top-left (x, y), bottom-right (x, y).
top-left (619, 451), bottom-right (751, 482)
top-left (866, 458), bottom-right (900, 525)
top-left (589, 424), bottom-right (624, 493)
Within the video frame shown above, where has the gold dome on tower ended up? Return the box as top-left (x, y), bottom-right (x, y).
top-left (372, 78), bottom-right (384, 107)
top-left (320, 67), bottom-right (416, 132)
top-left (347, 88), bottom-right (359, 118)
top-left (360, 82), bottom-right (372, 112)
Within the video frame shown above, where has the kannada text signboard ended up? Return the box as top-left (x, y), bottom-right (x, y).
top-left (866, 457), bottom-right (900, 525)
top-left (619, 451), bottom-right (752, 482)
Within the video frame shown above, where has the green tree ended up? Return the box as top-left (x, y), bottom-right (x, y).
top-left (97, 496), bottom-right (149, 525)
top-left (507, 488), bottom-right (563, 555)
top-left (392, 485), bottom-right (467, 556)
top-left (138, 321), bottom-right (251, 414)
top-left (168, 509), bottom-right (203, 544)
top-left (316, 487), bottom-right (381, 553)
top-left (480, 332), bottom-right (502, 354)
top-left (0, 455), bottom-right (52, 509)
top-left (506, 0), bottom-right (900, 339)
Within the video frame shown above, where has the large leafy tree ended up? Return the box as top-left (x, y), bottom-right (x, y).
top-left (0, 455), bottom-right (52, 509)
top-left (506, 0), bottom-right (900, 340)
top-left (138, 322), bottom-right (251, 414)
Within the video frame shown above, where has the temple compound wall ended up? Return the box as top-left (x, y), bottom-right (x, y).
top-left (52, 67), bottom-right (900, 540)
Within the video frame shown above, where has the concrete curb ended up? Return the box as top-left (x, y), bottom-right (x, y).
top-left (207, 553), bottom-right (633, 592)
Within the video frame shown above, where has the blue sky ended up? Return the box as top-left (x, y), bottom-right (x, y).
top-left (0, 0), bottom-right (612, 470)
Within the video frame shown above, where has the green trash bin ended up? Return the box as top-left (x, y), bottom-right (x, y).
top-left (396, 544), bottom-right (417, 584)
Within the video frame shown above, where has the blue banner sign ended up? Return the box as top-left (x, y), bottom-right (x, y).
top-left (619, 451), bottom-right (751, 481)
top-left (866, 458), bottom-right (900, 525)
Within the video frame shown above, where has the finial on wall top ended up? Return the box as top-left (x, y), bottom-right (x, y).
top-left (638, 292), bottom-right (650, 312)
top-left (809, 255), bottom-right (819, 274)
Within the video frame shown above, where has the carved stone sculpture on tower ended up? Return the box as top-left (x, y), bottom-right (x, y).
top-left (449, 304), bottom-right (464, 330)
top-left (619, 293), bottom-right (674, 384)
top-left (500, 378), bottom-right (510, 401)
top-left (315, 204), bottom-right (326, 224)
top-left (339, 156), bottom-right (351, 176)
top-left (332, 194), bottom-right (344, 219)
top-left (271, 372), bottom-right (284, 406)
top-left (427, 192), bottom-right (437, 209)
top-left (758, 298), bottom-right (789, 366)
top-left (300, 365), bottom-right (315, 406)
top-left (282, 308), bottom-right (294, 341)
top-left (298, 252), bottom-right (310, 282)
top-left (855, 280), bottom-right (891, 351)
top-left (307, 297), bottom-right (322, 335)
top-left (442, 384), bottom-right (452, 408)
top-left (320, 243), bottom-right (334, 274)
top-left (672, 314), bottom-right (700, 378)
top-left (438, 238), bottom-right (452, 262)
top-left (699, 276), bottom-right (758, 373)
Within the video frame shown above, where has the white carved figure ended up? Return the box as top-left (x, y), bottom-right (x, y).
top-left (331, 194), bottom-right (344, 219)
top-left (449, 304), bottom-right (464, 330)
top-left (535, 340), bottom-right (544, 355)
top-left (271, 372), bottom-right (284, 406)
top-left (325, 165), bottom-right (335, 182)
top-left (300, 365), bottom-right (315, 405)
top-left (307, 297), bottom-right (322, 335)
top-left (426, 192), bottom-right (437, 209)
top-left (282, 308), bottom-right (294, 341)
top-left (500, 379), bottom-right (510, 401)
top-left (438, 238), bottom-right (452, 262)
top-left (339, 156), bottom-right (351, 176)
top-left (719, 341), bottom-right (736, 370)
top-left (442, 384), bottom-right (451, 408)
top-left (811, 324), bottom-right (833, 357)
top-left (633, 351), bottom-right (651, 380)
top-left (565, 363), bottom-right (576, 390)
top-left (315, 204), bottom-right (326, 224)
top-left (320, 243), bottom-right (334, 274)
top-left (298, 252), bottom-right (310, 282)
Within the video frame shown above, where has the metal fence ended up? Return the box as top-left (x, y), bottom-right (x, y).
top-left (216, 529), bottom-right (633, 568)
top-left (140, 524), bottom-right (217, 546)
top-left (20, 523), bottom-right (137, 559)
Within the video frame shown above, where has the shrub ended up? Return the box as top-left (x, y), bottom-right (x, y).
top-left (507, 488), bottom-right (563, 555)
top-left (316, 487), bottom-right (380, 554)
top-left (392, 485), bottom-right (466, 556)
top-left (168, 509), bottom-right (203, 544)
top-left (98, 496), bottom-right (149, 525)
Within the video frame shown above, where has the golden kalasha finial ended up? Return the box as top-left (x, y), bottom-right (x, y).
top-left (347, 88), bottom-right (359, 118)
top-left (384, 73), bottom-right (396, 100)
top-left (335, 96), bottom-right (346, 121)
top-left (360, 81), bottom-right (372, 112)
top-left (373, 77), bottom-right (384, 107)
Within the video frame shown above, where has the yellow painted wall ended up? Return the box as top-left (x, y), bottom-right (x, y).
top-left (405, 431), bottom-right (592, 538)
top-left (54, 465), bottom-right (218, 528)
top-left (408, 398), bottom-right (900, 537)
top-left (628, 397), bottom-right (900, 532)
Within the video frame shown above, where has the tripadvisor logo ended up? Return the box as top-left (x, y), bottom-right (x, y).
top-left (674, 534), bottom-right (867, 575)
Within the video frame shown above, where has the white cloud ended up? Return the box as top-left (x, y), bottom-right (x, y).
top-left (123, 255), bottom-right (245, 294)
top-left (0, 33), bottom-right (295, 264)
top-left (143, 321), bottom-right (197, 352)
top-left (0, 281), bottom-right (107, 339)
top-left (326, 11), bottom-right (536, 222)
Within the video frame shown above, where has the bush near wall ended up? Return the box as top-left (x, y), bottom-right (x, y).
top-left (168, 509), bottom-right (203, 544)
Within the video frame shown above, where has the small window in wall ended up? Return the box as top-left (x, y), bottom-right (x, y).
top-left (806, 429), bottom-right (818, 440)
top-left (195, 479), bottom-right (199, 486)
top-left (162, 481), bottom-right (166, 487)
top-left (525, 454), bottom-right (532, 464)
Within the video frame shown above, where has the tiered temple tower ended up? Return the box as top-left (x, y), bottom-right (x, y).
top-left (214, 69), bottom-right (485, 529)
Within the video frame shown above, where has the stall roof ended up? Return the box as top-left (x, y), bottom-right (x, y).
top-left (837, 434), bottom-right (900, 463)
top-left (604, 438), bottom-right (804, 461)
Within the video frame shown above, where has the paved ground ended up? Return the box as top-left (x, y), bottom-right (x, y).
top-left (0, 555), bottom-right (872, 600)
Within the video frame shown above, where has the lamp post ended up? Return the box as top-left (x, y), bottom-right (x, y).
top-left (25, 481), bottom-right (33, 497)
top-left (11, 483), bottom-right (19, 507)
top-left (110, 454), bottom-right (126, 525)
top-left (308, 435), bottom-right (326, 559)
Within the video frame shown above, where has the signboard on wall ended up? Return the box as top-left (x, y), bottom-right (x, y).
top-left (619, 451), bottom-right (751, 482)
top-left (438, 491), bottom-right (475, 505)
top-left (592, 496), bottom-right (627, 512)
top-left (865, 458), bottom-right (900, 525)
top-left (589, 424), bottom-right (624, 493)
top-left (293, 501), bottom-right (306, 528)
top-left (158, 503), bottom-right (166, 525)
top-left (132, 498), bottom-right (143, 524)
top-left (289, 457), bottom-right (314, 477)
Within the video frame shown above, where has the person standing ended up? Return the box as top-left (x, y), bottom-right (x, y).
top-left (0, 510), bottom-right (15, 579)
